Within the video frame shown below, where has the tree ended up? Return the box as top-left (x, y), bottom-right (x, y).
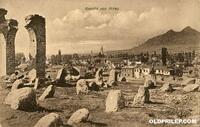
top-left (192, 50), bottom-right (196, 60)
top-left (161, 48), bottom-right (167, 66)
top-left (51, 55), bottom-right (57, 65)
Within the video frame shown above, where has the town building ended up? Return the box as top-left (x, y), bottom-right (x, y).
top-left (120, 64), bottom-right (152, 80)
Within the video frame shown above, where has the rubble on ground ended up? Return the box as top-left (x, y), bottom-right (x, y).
top-left (4, 88), bottom-right (37, 110)
top-left (105, 90), bottom-right (125, 113)
top-left (183, 84), bottom-right (200, 92)
top-left (181, 78), bottom-right (196, 86)
top-left (144, 75), bottom-right (156, 89)
top-left (95, 68), bottom-right (104, 86)
top-left (132, 86), bottom-right (150, 106)
top-left (34, 113), bottom-right (63, 127)
top-left (76, 79), bottom-right (89, 95)
top-left (55, 68), bottom-right (66, 83)
top-left (88, 81), bottom-right (100, 91)
top-left (11, 79), bottom-right (24, 91)
top-left (38, 85), bottom-right (55, 101)
top-left (160, 83), bottom-right (174, 92)
top-left (67, 108), bottom-right (89, 125)
top-left (107, 69), bottom-right (117, 85)
top-left (119, 77), bottom-right (126, 82)
top-left (28, 69), bottom-right (36, 82)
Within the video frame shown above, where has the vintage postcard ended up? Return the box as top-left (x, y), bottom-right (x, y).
top-left (0, 0), bottom-right (200, 127)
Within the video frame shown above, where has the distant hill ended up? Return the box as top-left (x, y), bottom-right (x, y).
top-left (129, 26), bottom-right (200, 54)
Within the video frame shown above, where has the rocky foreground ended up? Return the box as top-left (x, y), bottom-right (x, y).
top-left (0, 77), bottom-right (199, 127)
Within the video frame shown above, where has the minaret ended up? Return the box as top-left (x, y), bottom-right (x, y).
top-left (100, 45), bottom-right (104, 55)
top-left (91, 50), bottom-right (93, 57)
top-left (57, 49), bottom-right (62, 65)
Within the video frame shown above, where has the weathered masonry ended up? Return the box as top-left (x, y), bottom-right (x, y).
top-left (0, 8), bottom-right (18, 76)
top-left (25, 15), bottom-right (46, 79)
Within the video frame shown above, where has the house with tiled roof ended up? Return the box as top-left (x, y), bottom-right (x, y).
top-left (134, 64), bottom-right (152, 79)
top-left (120, 66), bottom-right (135, 79)
top-left (120, 64), bottom-right (152, 79)
top-left (154, 66), bottom-right (174, 76)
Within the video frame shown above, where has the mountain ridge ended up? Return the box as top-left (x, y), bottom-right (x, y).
top-left (129, 26), bottom-right (200, 53)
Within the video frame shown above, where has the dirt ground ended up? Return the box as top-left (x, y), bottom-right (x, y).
top-left (0, 78), bottom-right (199, 127)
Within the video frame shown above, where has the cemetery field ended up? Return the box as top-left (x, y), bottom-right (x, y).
top-left (0, 78), bottom-right (199, 127)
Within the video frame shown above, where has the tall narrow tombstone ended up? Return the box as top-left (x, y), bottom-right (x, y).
top-left (25, 15), bottom-right (46, 79)
top-left (0, 8), bottom-right (18, 76)
top-left (107, 69), bottom-right (117, 85)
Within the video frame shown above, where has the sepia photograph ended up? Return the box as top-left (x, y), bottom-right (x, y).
top-left (0, 0), bottom-right (200, 127)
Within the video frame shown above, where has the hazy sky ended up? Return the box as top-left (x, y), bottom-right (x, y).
top-left (1, 0), bottom-right (200, 55)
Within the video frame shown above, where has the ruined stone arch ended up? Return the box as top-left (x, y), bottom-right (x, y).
top-left (0, 8), bottom-right (18, 76)
top-left (25, 14), bottom-right (46, 79)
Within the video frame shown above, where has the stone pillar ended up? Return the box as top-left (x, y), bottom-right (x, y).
top-left (6, 19), bottom-right (18, 75)
top-left (0, 8), bottom-right (18, 75)
top-left (25, 15), bottom-right (46, 79)
top-left (0, 33), bottom-right (6, 76)
top-left (107, 69), bottom-right (117, 84)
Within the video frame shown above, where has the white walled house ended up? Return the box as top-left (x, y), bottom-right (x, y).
top-left (155, 66), bottom-right (173, 76)
top-left (120, 64), bottom-right (152, 79)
